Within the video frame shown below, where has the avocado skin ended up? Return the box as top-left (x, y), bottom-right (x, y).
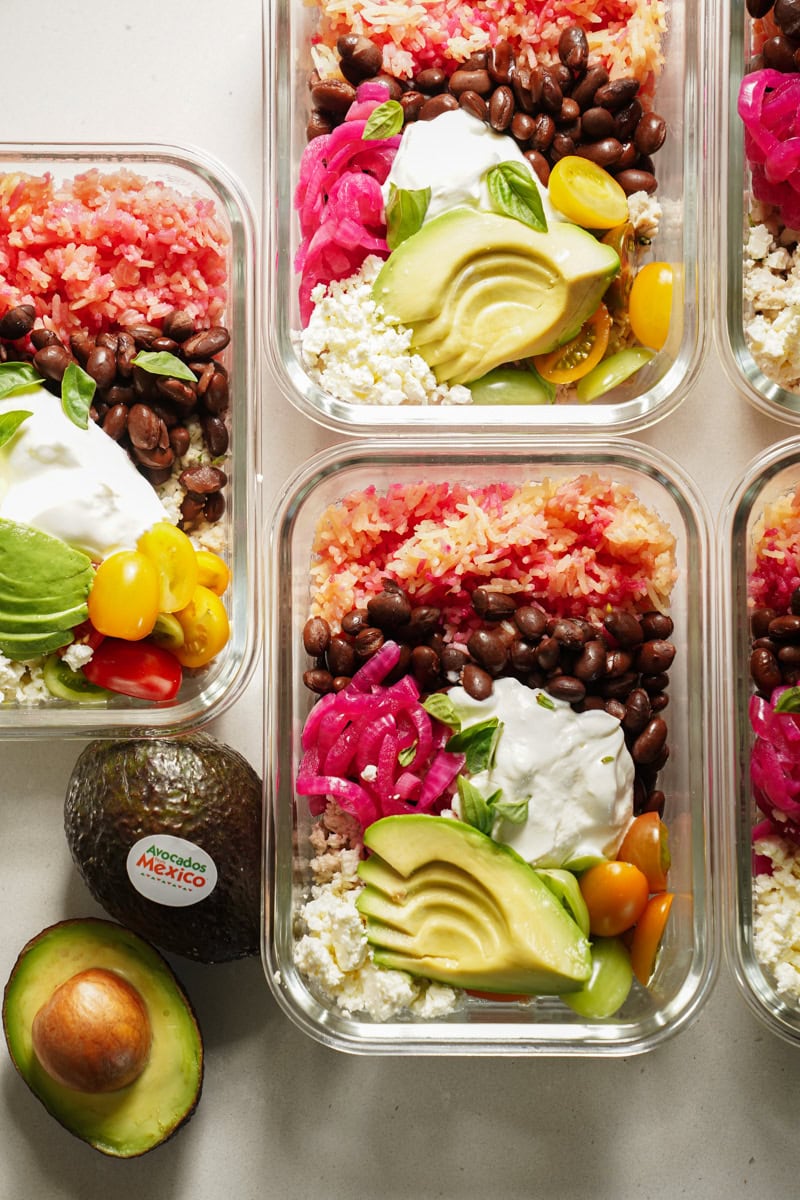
top-left (2, 918), bottom-right (203, 1158)
top-left (64, 734), bottom-right (262, 964)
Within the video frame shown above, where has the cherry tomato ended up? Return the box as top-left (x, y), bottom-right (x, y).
top-left (87, 551), bottom-right (159, 641)
top-left (630, 892), bottom-right (674, 986)
top-left (628, 262), bottom-right (673, 351)
top-left (82, 638), bottom-right (182, 701)
top-left (195, 549), bottom-right (231, 596)
top-left (173, 585), bottom-right (230, 668)
top-left (547, 156), bottom-right (628, 229)
top-left (601, 222), bottom-right (636, 315)
top-left (68, 620), bottom-right (106, 652)
top-left (533, 304), bottom-right (611, 384)
top-left (617, 812), bottom-right (671, 892)
top-left (468, 365), bottom-right (555, 406)
top-left (137, 521), bottom-right (198, 612)
top-left (575, 347), bottom-right (654, 403)
top-left (579, 860), bottom-right (649, 937)
top-left (563, 937), bottom-right (633, 1019)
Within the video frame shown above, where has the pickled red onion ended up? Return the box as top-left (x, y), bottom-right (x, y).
top-left (749, 687), bottom-right (800, 847)
top-left (739, 69), bottom-right (800, 228)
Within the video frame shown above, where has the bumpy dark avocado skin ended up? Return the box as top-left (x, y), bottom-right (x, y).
top-left (64, 733), bottom-right (262, 963)
top-left (2, 918), bottom-right (203, 1158)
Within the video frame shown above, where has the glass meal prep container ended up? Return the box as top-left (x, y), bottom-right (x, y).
top-left (0, 145), bottom-right (259, 738)
top-left (263, 438), bottom-right (716, 1055)
top-left (716, 0), bottom-right (800, 422)
top-left (720, 437), bottom-right (800, 1044)
top-left (263, 0), bottom-right (707, 436)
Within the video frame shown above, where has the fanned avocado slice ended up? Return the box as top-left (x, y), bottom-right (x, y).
top-left (0, 518), bottom-right (92, 659)
top-left (357, 815), bottom-right (592, 994)
top-left (0, 628), bottom-right (74, 661)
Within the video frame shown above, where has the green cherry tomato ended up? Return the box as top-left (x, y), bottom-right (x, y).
top-left (563, 937), bottom-right (634, 1019)
top-left (468, 365), bottom-right (555, 406)
top-left (42, 654), bottom-right (112, 704)
top-left (575, 347), bottom-right (655, 402)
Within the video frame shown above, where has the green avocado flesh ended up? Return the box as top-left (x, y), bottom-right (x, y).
top-left (0, 518), bottom-right (92, 660)
top-left (372, 207), bottom-right (619, 385)
top-left (2, 919), bottom-right (203, 1158)
top-left (357, 815), bottom-right (592, 994)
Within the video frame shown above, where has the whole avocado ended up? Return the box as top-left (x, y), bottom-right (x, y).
top-left (64, 734), bottom-right (262, 964)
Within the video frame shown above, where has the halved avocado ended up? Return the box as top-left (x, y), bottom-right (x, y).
top-left (2, 918), bottom-right (203, 1158)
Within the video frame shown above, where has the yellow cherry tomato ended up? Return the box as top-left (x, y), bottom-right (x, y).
top-left (195, 549), bottom-right (231, 596)
top-left (173, 585), bottom-right (230, 668)
top-left (137, 521), bottom-right (198, 613)
top-left (88, 551), bottom-right (160, 641)
top-left (547, 156), bottom-right (628, 230)
top-left (533, 304), bottom-right (612, 384)
top-left (628, 262), bottom-right (673, 351)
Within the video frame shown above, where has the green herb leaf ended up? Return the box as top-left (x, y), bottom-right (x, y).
top-left (446, 717), bottom-right (502, 774)
top-left (536, 692), bottom-right (556, 711)
top-left (486, 162), bottom-right (547, 232)
top-left (0, 361), bottom-right (43, 401)
top-left (492, 796), bottom-right (529, 825)
top-left (61, 362), bottom-right (95, 430)
top-left (362, 99), bottom-right (404, 141)
top-left (601, 755), bottom-right (614, 764)
top-left (775, 687), bottom-right (800, 713)
top-left (457, 775), bottom-right (494, 836)
top-left (422, 693), bottom-right (462, 732)
top-left (397, 742), bottom-right (417, 767)
top-left (385, 184), bottom-right (431, 251)
top-left (132, 350), bottom-right (197, 382)
top-left (0, 410), bottom-right (32, 450)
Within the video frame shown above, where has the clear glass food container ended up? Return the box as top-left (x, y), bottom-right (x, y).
top-left (263, 0), bottom-right (707, 436)
top-left (715, 0), bottom-right (800, 422)
top-left (720, 437), bottom-right (800, 1043)
top-left (0, 145), bottom-right (259, 738)
top-left (263, 438), bottom-right (716, 1054)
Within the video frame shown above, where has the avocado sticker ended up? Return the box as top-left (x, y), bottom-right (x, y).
top-left (126, 835), bottom-right (218, 908)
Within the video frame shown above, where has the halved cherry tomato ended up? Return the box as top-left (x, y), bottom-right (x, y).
top-left (82, 638), bottom-right (182, 701)
top-left (533, 304), bottom-right (612, 384)
top-left (579, 860), bottom-right (649, 937)
top-left (137, 521), bottom-right (198, 612)
top-left (628, 261), bottom-right (673, 351)
top-left (630, 892), bottom-right (674, 986)
top-left (87, 551), bottom-right (159, 641)
top-left (617, 812), bottom-right (671, 893)
top-left (195, 549), bottom-right (231, 596)
top-left (563, 937), bottom-right (633, 1019)
top-left (173, 585), bottom-right (230, 668)
top-left (601, 222), bottom-right (636, 316)
top-left (68, 620), bottom-right (106, 652)
top-left (547, 156), bottom-right (628, 229)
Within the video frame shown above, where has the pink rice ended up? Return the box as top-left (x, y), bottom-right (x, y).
top-left (310, 476), bottom-right (677, 631)
top-left (749, 484), bottom-right (800, 614)
top-left (0, 170), bottom-right (229, 343)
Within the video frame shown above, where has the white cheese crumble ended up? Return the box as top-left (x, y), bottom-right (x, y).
top-left (742, 205), bottom-right (800, 392)
top-left (297, 256), bottom-right (472, 407)
top-left (754, 836), bottom-right (800, 998)
top-left (627, 190), bottom-right (662, 243)
top-left (62, 642), bottom-right (94, 673)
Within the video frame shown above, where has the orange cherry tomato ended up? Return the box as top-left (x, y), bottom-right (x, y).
top-left (630, 892), bottom-right (674, 986)
top-left (533, 304), bottom-right (612, 384)
top-left (617, 812), bottom-right (671, 893)
top-left (579, 860), bottom-right (649, 937)
top-left (195, 549), bottom-right (230, 596)
top-left (87, 551), bottom-right (159, 641)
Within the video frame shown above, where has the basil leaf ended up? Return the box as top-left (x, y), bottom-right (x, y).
top-left (601, 755), bottom-right (614, 764)
top-left (0, 410), bottom-right (32, 450)
top-left (446, 717), bottom-right (502, 774)
top-left (362, 99), bottom-right (404, 141)
top-left (132, 350), bottom-right (197, 382)
top-left (486, 162), bottom-right (547, 232)
top-left (492, 796), bottom-right (529, 825)
top-left (0, 361), bottom-right (43, 401)
top-left (536, 692), bottom-right (556, 711)
top-left (422, 693), bottom-right (462, 732)
top-left (457, 775), bottom-right (494, 836)
top-left (398, 742), bottom-right (417, 767)
top-left (775, 687), bottom-right (800, 713)
top-left (386, 184), bottom-right (430, 251)
top-left (61, 362), bottom-right (95, 430)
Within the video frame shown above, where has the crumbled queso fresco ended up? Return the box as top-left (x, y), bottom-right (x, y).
top-left (754, 835), bottom-right (800, 998)
top-left (743, 201), bottom-right (800, 392)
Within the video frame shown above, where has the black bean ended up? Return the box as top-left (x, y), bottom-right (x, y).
top-left (467, 629), bottom-right (508, 675)
top-left (524, 150), bottom-right (550, 185)
top-left (201, 414), bottom-right (229, 456)
top-left (303, 617), bottom-right (331, 657)
top-left (775, 0), bottom-right (800, 39)
top-left (576, 137), bottom-right (624, 168)
top-left (641, 671), bottom-right (670, 693)
top-left (449, 68), bottom-right (492, 96)
top-left (472, 588), bottom-right (517, 620)
top-left (751, 646), bottom-right (783, 694)
top-left (406, 605), bottom-right (441, 639)
top-left (337, 35), bottom-right (383, 83)
top-left (600, 671), bottom-right (638, 700)
top-left (354, 627), bottom-right (384, 659)
top-left (101, 404), bottom-right (128, 441)
top-left (488, 86), bottom-right (514, 131)
top-left (179, 463), bottom-right (227, 494)
top-left (615, 169), bottom-right (658, 196)
top-left (463, 663), bottom-right (493, 700)
top-left (594, 78), bottom-right (640, 110)
top-left (0, 304), bottom-right (36, 340)
top-left (33, 343), bottom-right (71, 382)
top-left (441, 645), bottom-right (468, 680)
top-left (310, 77), bottom-right (357, 114)
top-left (547, 675), bottom-right (586, 703)
top-left (769, 614), bottom-right (800, 641)
top-left (604, 610), bottom-right (644, 646)
top-left (401, 90), bottom-right (427, 121)
top-left (304, 669), bottom-right (334, 695)
top-left (606, 649), bottom-right (634, 677)
top-left (535, 635), bottom-right (560, 671)
top-left (30, 327), bottom-right (61, 351)
top-left (581, 106), bottom-right (617, 139)
top-left (751, 607), bottom-right (777, 637)
top-left (411, 645), bottom-right (440, 691)
top-left (650, 693), bottom-right (669, 713)
top-left (488, 40), bottom-right (514, 84)
top-left (86, 344), bottom-right (118, 389)
top-left (327, 634), bottom-right (356, 677)
top-left (571, 64), bottom-right (609, 110)
top-left (605, 698), bottom-right (627, 721)
top-left (558, 25), bottom-right (589, 71)
top-left (637, 639), bottom-right (676, 674)
top-left (632, 717), bottom-right (668, 764)
top-left (419, 94), bottom-right (459, 120)
top-left (574, 639), bottom-right (607, 682)
top-left (181, 326), bottom-right (231, 361)
top-left (367, 588), bottom-right (413, 630)
top-left (622, 688), bottom-right (652, 734)
top-left (414, 67), bottom-right (447, 92)
top-left (634, 112), bottom-right (667, 156)
top-left (342, 608), bottom-right (369, 636)
top-left (509, 638), bottom-right (539, 673)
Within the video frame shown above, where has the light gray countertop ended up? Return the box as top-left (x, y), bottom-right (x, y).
top-left (2, 2), bottom-right (799, 1196)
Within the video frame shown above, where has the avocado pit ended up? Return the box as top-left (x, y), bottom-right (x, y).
top-left (31, 967), bottom-right (152, 1093)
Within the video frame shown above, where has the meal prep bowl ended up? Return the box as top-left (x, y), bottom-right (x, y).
top-left (715, 0), bottom-right (800, 422)
top-left (264, 438), bottom-right (716, 1055)
top-left (0, 145), bottom-right (259, 738)
top-left (720, 438), bottom-right (800, 1043)
top-left (264, 0), bottom-right (707, 436)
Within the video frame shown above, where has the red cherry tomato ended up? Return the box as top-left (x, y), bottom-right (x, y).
top-left (617, 812), bottom-right (671, 892)
top-left (578, 860), bottom-right (649, 937)
top-left (82, 638), bottom-right (183, 701)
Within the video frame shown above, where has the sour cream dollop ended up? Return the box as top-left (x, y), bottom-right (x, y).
top-left (449, 677), bottom-right (634, 868)
top-left (383, 108), bottom-right (560, 228)
top-left (0, 385), bottom-right (168, 559)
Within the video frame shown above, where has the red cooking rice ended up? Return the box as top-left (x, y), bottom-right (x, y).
top-left (749, 485), bottom-right (800, 615)
top-left (0, 170), bottom-right (229, 342)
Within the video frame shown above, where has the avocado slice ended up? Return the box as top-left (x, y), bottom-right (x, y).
top-left (372, 207), bottom-right (619, 385)
top-left (0, 628), bottom-right (74, 661)
top-left (2, 918), bottom-right (203, 1158)
top-left (0, 518), bottom-right (92, 658)
top-left (357, 815), bottom-right (592, 994)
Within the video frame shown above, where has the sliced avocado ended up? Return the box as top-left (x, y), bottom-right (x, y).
top-left (373, 207), bottom-right (619, 385)
top-left (0, 628), bottom-right (74, 661)
top-left (357, 815), bottom-right (592, 994)
top-left (2, 918), bottom-right (203, 1158)
top-left (0, 519), bottom-right (92, 659)
top-left (0, 600), bottom-right (88, 630)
